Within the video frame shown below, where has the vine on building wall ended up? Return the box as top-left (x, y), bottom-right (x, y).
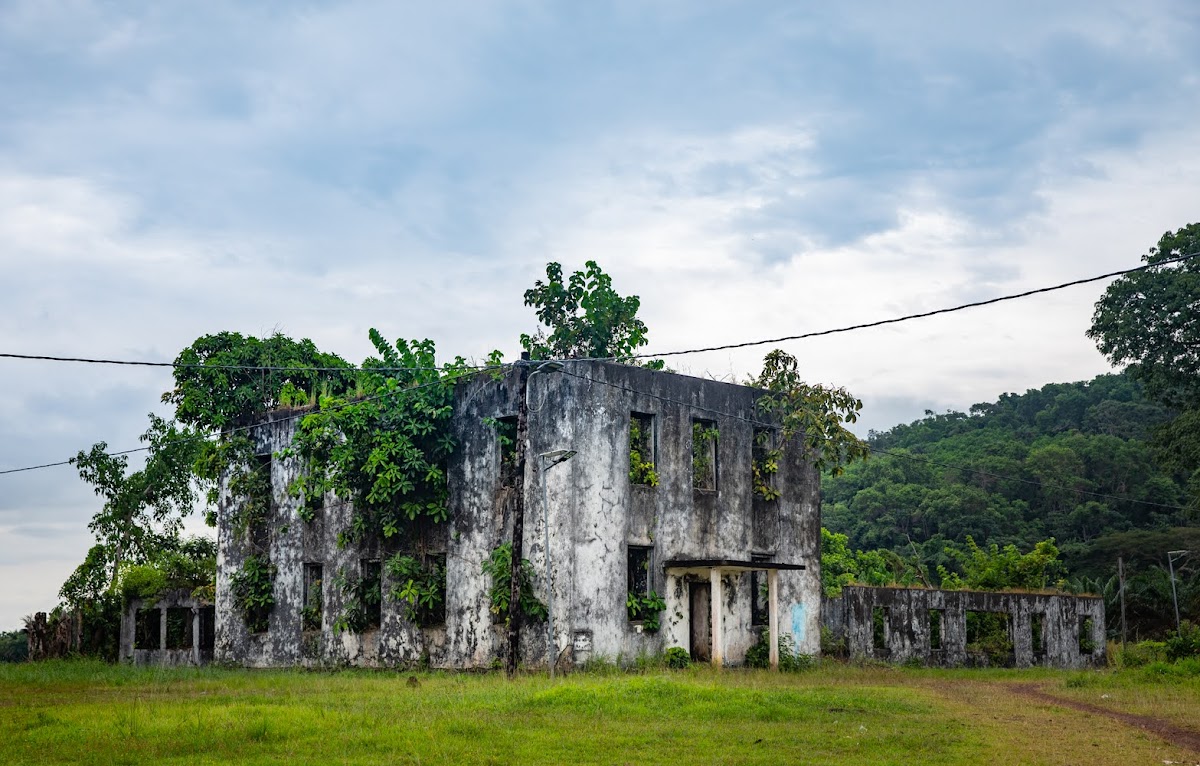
top-left (691, 423), bottom-right (719, 489)
top-left (629, 417), bottom-right (659, 486)
top-left (482, 543), bottom-right (547, 623)
top-left (386, 553), bottom-right (447, 627)
top-left (230, 554), bottom-right (276, 633)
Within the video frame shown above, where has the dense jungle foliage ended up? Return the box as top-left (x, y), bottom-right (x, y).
top-left (823, 372), bottom-right (1200, 638)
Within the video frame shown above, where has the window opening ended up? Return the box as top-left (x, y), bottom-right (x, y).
top-left (626, 546), bottom-right (653, 622)
top-left (496, 416), bottom-right (518, 486)
top-left (361, 559), bottom-right (382, 630)
top-left (1031, 613), bottom-right (1045, 657)
top-left (1078, 616), bottom-right (1096, 654)
top-left (752, 428), bottom-right (780, 501)
top-left (302, 563), bottom-right (324, 632)
top-left (929, 609), bottom-right (943, 651)
top-left (629, 413), bottom-right (658, 486)
top-left (198, 607), bottom-right (215, 651)
top-left (966, 611), bottom-right (1014, 667)
top-left (692, 419), bottom-right (718, 490)
top-left (134, 609), bottom-right (160, 651)
top-left (872, 606), bottom-right (889, 657)
top-left (165, 608), bottom-right (192, 650)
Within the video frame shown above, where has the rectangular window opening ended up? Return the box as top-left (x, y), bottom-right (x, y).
top-left (248, 454), bottom-right (272, 552)
top-left (929, 609), bottom-right (943, 651)
top-left (626, 546), bottom-right (653, 622)
top-left (1031, 613), bottom-right (1045, 657)
top-left (134, 609), bottom-right (160, 651)
top-left (302, 563), bottom-right (324, 632)
top-left (751, 554), bottom-right (772, 627)
top-left (198, 607), bottom-right (215, 651)
top-left (422, 553), bottom-right (448, 627)
top-left (752, 428), bottom-right (779, 501)
top-left (165, 607), bottom-right (193, 650)
top-left (1078, 616), bottom-right (1096, 655)
top-left (496, 416), bottom-right (519, 486)
top-left (872, 606), bottom-right (889, 657)
top-left (361, 559), bottom-right (382, 631)
top-left (966, 611), bottom-right (1014, 667)
top-left (692, 419), bottom-right (718, 491)
top-left (629, 412), bottom-right (657, 486)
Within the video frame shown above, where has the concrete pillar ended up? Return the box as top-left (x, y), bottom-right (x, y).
top-left (158, 608), bottom-right (166, 652)
top-left (767, 569), bottom-right (779, 671)
top-left (710, 567), bottom-right (723, 668)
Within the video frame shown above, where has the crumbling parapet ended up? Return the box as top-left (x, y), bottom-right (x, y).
top-left (823, 585), bottom-right (1105, 669)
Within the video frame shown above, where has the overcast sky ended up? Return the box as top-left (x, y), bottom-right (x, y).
top-left (2, 1), bottom-right (1198, 628)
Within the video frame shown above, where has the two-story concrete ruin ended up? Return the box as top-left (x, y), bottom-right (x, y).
top-left (209, 361), bottom-right (823, 670)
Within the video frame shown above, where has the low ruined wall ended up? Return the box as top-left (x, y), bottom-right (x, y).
top-left (120, 589), bottom-right (214, 667)
top-left (824, 586), bottom-right (1105, 669)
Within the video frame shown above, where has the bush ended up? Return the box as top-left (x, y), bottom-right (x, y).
top-left (0, 630), bottom-right (28, 662)
top-left (1117, 640), bottom-right (1168, 668)
top-left (1165, 621), bottom-right (1200, 661)
top-left (745, 630), bottom-right (815, 671)
top-left (664, 647), bottom-right (691, 669)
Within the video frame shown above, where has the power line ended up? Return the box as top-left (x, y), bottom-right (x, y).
top-left (3, 250), bottom-right (1198, 372)
top-left (0, 352), bottom-right (479, 374)
top-left (0, 365), bottom-right (507, 476)
top-left (595, 249), bottom-right (1200, 362)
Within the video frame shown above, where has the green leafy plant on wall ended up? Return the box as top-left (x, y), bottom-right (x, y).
top-left (482, 543), bottom-right (547, 623)
top-left (629, 416), bottom-right (658, 486)
top-left (692, 422), bottom-right (718, 490)
top-left (751, 429), bottom-right (781, 501)
top-left (386, 554), bottom-right (446, 627)
top-left (332, 565), bottom-right (382, 635)
top-left (230, 554), bottom-right (276, 634)
top-left (626, 590), bottom-right (666, 631)
top-left (301, 579), bottom-right (322, 632)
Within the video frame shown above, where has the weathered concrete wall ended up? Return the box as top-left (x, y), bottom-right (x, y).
top-left (824, 586), bottom-right (1105, 669)
top-left (213, 361), bottom-right (823, 669)
top-left (526, 362), bottom-right (822, 667)
top-left (120, 589), bottom-right (214, 667)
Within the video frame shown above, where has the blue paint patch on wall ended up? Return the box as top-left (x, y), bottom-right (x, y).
top-left (791, 603), bottom-right (806, 643)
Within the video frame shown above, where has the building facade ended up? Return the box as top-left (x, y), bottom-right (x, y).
top-left (212, 361), bottom-right (824, 669)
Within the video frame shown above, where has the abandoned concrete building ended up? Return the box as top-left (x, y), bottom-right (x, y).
top-left (208, 361), bottom-right (823, 670)
top-left (823, 586), bottom-right (1106, 668)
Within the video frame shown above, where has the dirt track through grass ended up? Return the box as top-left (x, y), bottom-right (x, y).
top-left (1011, 683), bottom-right (1200, 754)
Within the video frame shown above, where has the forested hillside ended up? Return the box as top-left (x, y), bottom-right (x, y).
top-left (823, 373), bottom-right (1200, 637)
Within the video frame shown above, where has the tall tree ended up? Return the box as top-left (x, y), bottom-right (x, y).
top-left (1088, 223), bottom-right (1200, 410)
top-left (68, 414), bottom-right (201, 591)
top-left (520, 261), bottom-right (656, 363)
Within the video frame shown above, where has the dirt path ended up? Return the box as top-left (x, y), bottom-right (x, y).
top-left (1010, 683), bottom-right (1200, 755)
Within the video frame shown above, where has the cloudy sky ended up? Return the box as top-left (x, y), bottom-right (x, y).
top-left (2, 0), bottom-right (1199, 628)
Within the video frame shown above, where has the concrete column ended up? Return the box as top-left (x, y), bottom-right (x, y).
top-left (158, 608), bottom-right (166, 652)
top-left (710, 567), bottom-right (723, 668)
top-left (767, 569), bottom-right (779, 671)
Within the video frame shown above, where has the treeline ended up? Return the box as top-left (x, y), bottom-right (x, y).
top-left (823, 373), bottom-right (1200, 638)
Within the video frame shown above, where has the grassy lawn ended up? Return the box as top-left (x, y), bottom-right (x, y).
top-left (1, 661), bottom-right (1197, 765)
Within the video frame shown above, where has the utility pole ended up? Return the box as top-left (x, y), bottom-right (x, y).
top-left (505, 355), bottom-right (531, 679)
top-left (1168, 550), bottom-right (1189, 633)
top-left (1117, 556), bottom-right (1126, 648)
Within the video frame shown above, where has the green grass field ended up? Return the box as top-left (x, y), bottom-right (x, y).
top-left (1, 661), bottom-right (1197, 765)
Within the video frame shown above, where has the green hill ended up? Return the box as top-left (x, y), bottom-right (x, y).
top-left (823, 373), bottom-right (1198, 637)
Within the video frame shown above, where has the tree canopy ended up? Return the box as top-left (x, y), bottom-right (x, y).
top-left (1088, 223), bottom-right (1200, 411)
top-left (519, 261), bottom-right (655, 363)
